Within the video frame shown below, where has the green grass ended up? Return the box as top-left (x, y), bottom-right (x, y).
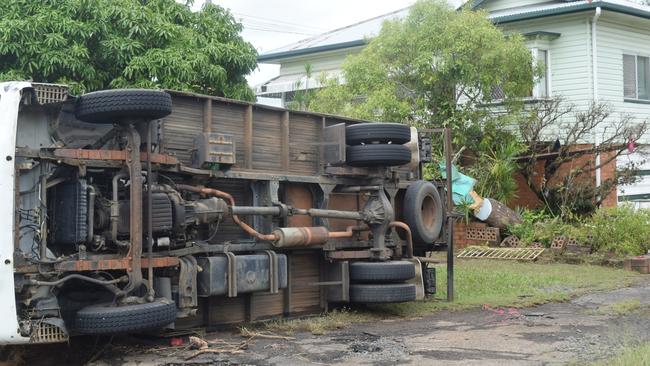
top-left (594, 299), bottom-right (643, 316)
top-left (252, 260), bottom-right (640, 334)
top-left (373, 260), bottom-right (639, 317)
top-left (591, 343), bottom-right (650, 366)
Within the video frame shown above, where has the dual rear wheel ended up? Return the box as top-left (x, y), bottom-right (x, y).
top-left (349, 261), bottom-right (417, 303)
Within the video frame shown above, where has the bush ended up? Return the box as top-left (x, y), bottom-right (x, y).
top-left (508, 210), bottom-right (587, 247)
top-left (588, 205), bottom-right (650, 256)
top-left (508, 206), bottom-right (650, 256)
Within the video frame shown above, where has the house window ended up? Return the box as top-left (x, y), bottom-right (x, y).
top-left (624, 54), bottom-right (650, 100)
top-left (489, 49), bottom-right (549, 101)
top-left (532, 48), bottom-right (549, 98)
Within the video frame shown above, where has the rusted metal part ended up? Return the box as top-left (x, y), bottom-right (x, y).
top-left (52, 149), bottom-right (179, 165)
top-left (176, 184), bottom-right (279, 242)
top-left (124, 126), bottom-right (143, 294)
top-left (272, 227), bottom-right (330, 248)
top-left (54, 256), bottom-right (180, 271)
top-left (177, 256), bottom-right (198, 315)
top-left (325, 250), bottom-right (373, 260)
top-left (291, 207), bottom-right (365, 221)
top-left (327, 225), bottom-right (369, 239)
top-left (146, 121), bottom-right (155, 300)
top-left (388, 221), bottom-right (414, 258)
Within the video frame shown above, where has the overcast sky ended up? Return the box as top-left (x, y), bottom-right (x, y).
top-left (192, 0), bottom-right (424, 86)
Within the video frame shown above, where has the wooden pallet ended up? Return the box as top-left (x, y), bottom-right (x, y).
top-left (457, 247), bottom-right (545, 261)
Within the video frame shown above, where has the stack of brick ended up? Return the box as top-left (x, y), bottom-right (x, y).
top-left (624, 255), bottom-right (650, 274)
top-left (453, 221), bottom-right (501, 249)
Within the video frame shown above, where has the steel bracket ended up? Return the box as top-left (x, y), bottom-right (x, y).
top-left (225, 251), bottom-right (237, 297)
top-left (263, 250), bottom-right (279, 294)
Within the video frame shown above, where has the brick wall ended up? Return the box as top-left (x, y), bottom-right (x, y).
top-left (511, 145), bottom-right (617, 209)
top-left (453, 221), bottom-right (501, 249)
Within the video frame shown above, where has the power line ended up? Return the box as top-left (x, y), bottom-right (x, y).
top-left (243, 26), bottom-right (316, 36)
top-left (233, 12), bottom-right (326, 33)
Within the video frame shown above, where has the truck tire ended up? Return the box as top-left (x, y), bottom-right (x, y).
top-left (346, 123), bottom-right (411, 145)
top-left (349, 283), bottom-right (416, 303)
top-left (404, 180), bottom-right (444, 244)
top-left (75, 89), bottom-right (172, 124)
top-left (74, 298), bottom-right (176, 335)
top-left (349, 261), bottom-right (415, 283)
top-left (346, 144), bottom-right (411, 167)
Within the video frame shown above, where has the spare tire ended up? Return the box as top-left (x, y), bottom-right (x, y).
top-left (75, 89), bottom-right (172, 124)
top-left (74, 298), bottom-right (176, 335)
top-left (349, 261), bottom-right (415, 283)
top-left (346, 144), bottom-right (411, 167)
top-left (346, 123), bottom-right (411, 145)
top-left (403, 180), bottom-right (444, 244)
top-left (349, 283), bottom-right (416, 303)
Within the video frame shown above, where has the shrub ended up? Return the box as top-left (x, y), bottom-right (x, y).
top-left (508, 206), bottom-right (650, 256)
top-left (588, 205), bottom-right (650, 256)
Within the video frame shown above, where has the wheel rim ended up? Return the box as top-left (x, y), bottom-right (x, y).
top-left (421, 195), bottom-right (436, 230)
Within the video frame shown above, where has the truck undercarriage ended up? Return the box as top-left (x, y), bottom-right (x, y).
top-left (0, 82), bottom-right (451, 345)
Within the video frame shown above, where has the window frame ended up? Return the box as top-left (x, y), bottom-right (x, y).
top-left (623, 52), bottom-right (650, 102)
top-left (531, 47), bottom-right (551, 99)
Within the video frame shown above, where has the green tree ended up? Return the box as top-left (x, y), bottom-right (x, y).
top-left (310, 0), bottom-right (535, 202)
top-left (0, 0), bottom-right (258, 99)
top-left (310, 0), bottom-right (534, 131)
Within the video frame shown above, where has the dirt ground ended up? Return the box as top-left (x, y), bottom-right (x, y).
top-left (9, 277), bottom-right (650, 366)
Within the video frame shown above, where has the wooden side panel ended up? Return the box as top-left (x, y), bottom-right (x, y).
top-left (284, 183), bottom-right (313, 227)
top-left (251, 290), bottom-right (285, 320)
top-left (212, 102), bottom-right (246, 168)
top-left (209, 179), bottom-right (250, 242)
top-left (290, 252), bottom-right (322, 314)
top-left (327, 192), bottom-right (363, 231)
top-left (289, 114), bottom-right (322, 175)
top-left (252, 109), bottom-right (283, 172)
top-left (162, 96), bottom-right (203, 164)
top-left (206, 297), bottom-right (247, 325)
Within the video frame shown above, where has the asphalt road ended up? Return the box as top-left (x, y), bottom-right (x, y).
top-left (7, 277), bottom-right (650, 366)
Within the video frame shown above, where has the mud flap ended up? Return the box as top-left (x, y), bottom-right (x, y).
top-left (405, 258), bottom-right (425, 301)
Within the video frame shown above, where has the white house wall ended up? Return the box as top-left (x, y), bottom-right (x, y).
top-left (597, 15), bottom-right (650, 144)
top-left (500, 14), bottom-right (593, 139)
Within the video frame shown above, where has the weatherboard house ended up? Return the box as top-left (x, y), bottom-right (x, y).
top-left (256, 0), bottom-right (650, 208)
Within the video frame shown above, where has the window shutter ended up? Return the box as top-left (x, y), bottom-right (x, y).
top-left (623, 54), bottom-right (636, 98)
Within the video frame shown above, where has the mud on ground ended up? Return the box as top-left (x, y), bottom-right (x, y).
top-left (7, 278), bottom-right (650, 366)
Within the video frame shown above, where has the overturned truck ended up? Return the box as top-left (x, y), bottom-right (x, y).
top-left (0, 82), bottom-right (448, 344)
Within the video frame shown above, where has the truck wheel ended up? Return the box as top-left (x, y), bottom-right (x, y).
top-left (349, 261), bottom-right (415, 283)
top-left (349, 283), bottom-right (416, 303)
top-left (73, 298), bottom-right (176, 335)
top-left (346, 144), bottom-right (411, 167)
top-left (404, 180), bottom-right (443, 244)
top-left (75, 89), bottom-right (172, 124)
top-left (346, 123), bottom-right (411, 145)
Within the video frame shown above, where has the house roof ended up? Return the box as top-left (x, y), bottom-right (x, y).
top-left (257, 7), bottom-right (410, 63)
top-left (489, 0), bottom-right (650, 24)
top-left (258, 0), bottom-right (650, 63)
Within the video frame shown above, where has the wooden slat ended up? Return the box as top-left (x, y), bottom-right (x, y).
top-left (457, 247), bottom-right (544, 261)
top-left (281, 111), bottom-right (290, 171)
top-left (244, 105), bottom-right (253, 169)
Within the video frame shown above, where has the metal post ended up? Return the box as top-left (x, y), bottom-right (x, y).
top-left (146, 121), bottom-right (155, 301)
top-left (444, 127), bottom-right (454, 302)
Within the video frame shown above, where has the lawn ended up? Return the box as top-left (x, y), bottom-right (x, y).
top-left (260, 259), bottom-right (640, 334)
top-left (591, 343), bottom-right (650, 366)
top-left (374, 259), bottom-right (640, 317)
